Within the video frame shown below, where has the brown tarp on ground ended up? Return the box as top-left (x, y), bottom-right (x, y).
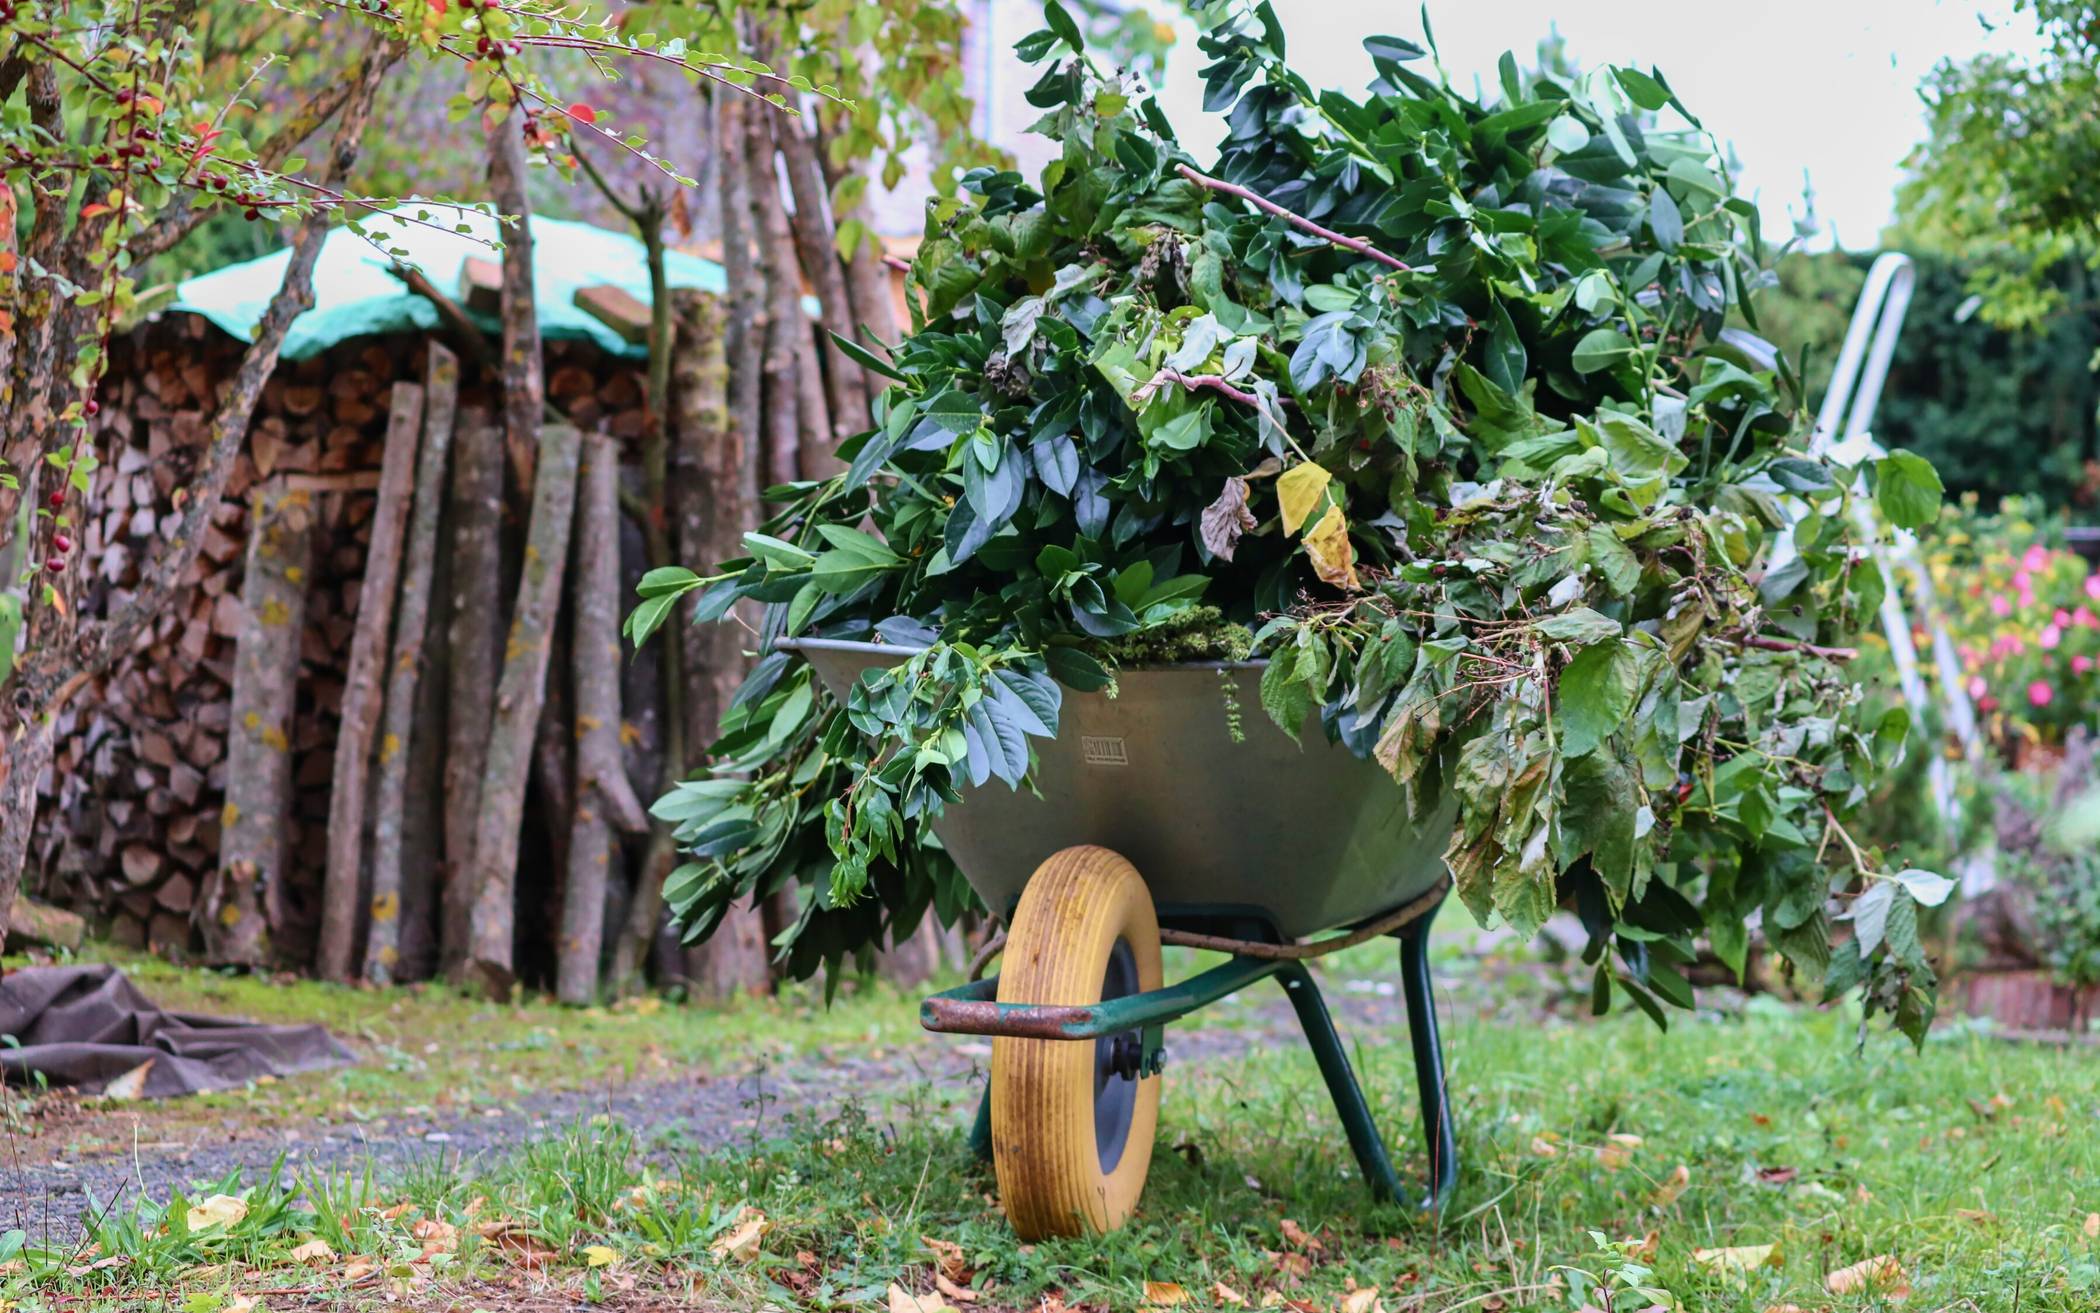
top-left (0, 964), bottom-right (354, 1097)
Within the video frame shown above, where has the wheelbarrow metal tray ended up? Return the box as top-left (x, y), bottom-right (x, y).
top-left (781, 638), bottom-right (1454, 939)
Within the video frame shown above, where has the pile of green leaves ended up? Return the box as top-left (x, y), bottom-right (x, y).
top-left (637, 1), bottom-right (1948, 1038)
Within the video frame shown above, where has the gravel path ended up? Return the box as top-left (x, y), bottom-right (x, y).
top-left (2, 979), bottom-right (1439, 1247)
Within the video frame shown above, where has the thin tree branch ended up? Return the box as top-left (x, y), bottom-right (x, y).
top-left (1176, 163), bottom-right (1411, 272)
top-left (1744, 634), bottom-right (1859, 662)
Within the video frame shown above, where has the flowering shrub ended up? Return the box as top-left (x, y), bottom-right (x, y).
top-left (1922, 496), bottom-right (2100, 749)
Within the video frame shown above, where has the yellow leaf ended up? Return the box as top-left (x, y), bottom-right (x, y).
top-left (288, 1238), bottom-right (335, 1264)
top-left (580, 1244), bottom-right (618, 1269)
top-left (1212, 1282), bottom-right (1248, 1307)
top-left (1692, 1242), bottom-right (1780, 1285)
top-left (1825, 1255), bottom-right (1908, 1298)
top-left (1651, 1163), bottom-right (1690, 1206)
top-left (888, 1283), bottom-right (953, 1313)
top-left (1302, 504), bottom-right (1360, 590)
top-left (1339, 1285), bottom-right (1380, 1313)
top-left (1277, 462), bottom-right (1331, 535)
top-left (1144, 1281), bottom-right (1189, 1306)
top-left (709, 1206), bottom-right (768, 1263)
top-left (185, 1194), bottom-right (249, 1231)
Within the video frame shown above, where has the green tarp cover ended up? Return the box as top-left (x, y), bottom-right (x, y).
top-left (171, 207), bottom-right (728, 362)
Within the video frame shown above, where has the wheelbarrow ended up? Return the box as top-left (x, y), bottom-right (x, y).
top-left (782, 638), bottom-right (1461, 1239)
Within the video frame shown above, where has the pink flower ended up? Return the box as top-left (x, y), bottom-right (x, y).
top-left (2028, 680), bottom-right (2055, 707)
top-left (2056, 608), bottom-right (2074, 628)
top-left (2075, 655), bottom-right (2095, 675)
top-left (2013, 569), bottom-right (2032, 592)
top-left (2024, 544), bottom-right (2051, 573)
top-left (2042, 624), bottom-right (2063, 650)
top-left (1990, 593), bottom-right (2013, 618)
top-left (2087, 574), bottom-right (2100, 602)
top-left (2077, 607), bottom-right (2099, 630)
top-left (1968, 675), bottom-right (1989, 699)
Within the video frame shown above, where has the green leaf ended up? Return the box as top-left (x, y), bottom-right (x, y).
top-left (1536, 608), bottom-right (1622, 647)
top-left (827, 331), bottom-right (906, 382)
top-left (1647, 187), bottom-right (1683, 252)
top-left (1893, 868), bottom-right (1955, 908)
top-left (1571, 327), bottom-right (1635, 375)
top-left (1874, 449), bottom-right (1944, 530)
top-left (1587, 525), bottom-right (1641, 597)
top-left (1041, 0), bottom-right (1084, 54)
top-left (1557, 640), bottom-right (1641, 758)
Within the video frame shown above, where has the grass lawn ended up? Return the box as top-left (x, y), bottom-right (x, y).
top-left (5, 945), bottom-right (2099, 1311)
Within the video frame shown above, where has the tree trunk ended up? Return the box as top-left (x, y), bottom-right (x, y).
top-left (440, 408), bottom-right (504, 979)
top-left (363, 344), bottom-right (459, 985)
top-left (488, 111), bottom-right (544, 497)
top-left (717, 91), bottom-right (766, 511)
top-left (556, 433), bottom-right (642, 1004)
top-left (466, 422), bottom-right (584, 998)
top-left (317, 381), bottom-right (425, 981)
top-left (745, 92), bottom-right (803, 491)
top-left (817, 111), bottom-right (902, 352)
top-left (775, 112), bottom-right (870, 434)
top-left (0, 42), bottom-right (396, 959)
top-left (206, 481), bottom-right (314, 968)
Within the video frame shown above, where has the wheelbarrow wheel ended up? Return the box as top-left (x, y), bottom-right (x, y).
top-left (991, 845), bottom-right (1163, 1239)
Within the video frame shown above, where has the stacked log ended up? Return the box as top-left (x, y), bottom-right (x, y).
top-left (23, 318), bottom-right (652, 971)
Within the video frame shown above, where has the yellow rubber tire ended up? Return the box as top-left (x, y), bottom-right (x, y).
top-left (990, 845), bottom-right (1163, 1239)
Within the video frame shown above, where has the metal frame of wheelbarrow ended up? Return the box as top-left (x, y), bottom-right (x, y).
top-left (923, 889), bottom-right (1458, 1209)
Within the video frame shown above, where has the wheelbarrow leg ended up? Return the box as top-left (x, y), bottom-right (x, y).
top-left (967, 1082), bottom-right (993, 1162)
top-left (1275, 962), bottom-right (1408, 1205)
top-left (1399, 904), bottom-right (1457, 1209)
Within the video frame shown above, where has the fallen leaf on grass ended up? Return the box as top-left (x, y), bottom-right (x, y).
top-left (1596, 1133), bottom-right (1644, 1170)
top-left (888, 1282), bottom-right (954, 1313)
top-left (1529, 1135), bottom-right (1560, 1159)
top-left (375, 1200), bottom-right (414, 1222)
top-left (2084, 1213), bottom-right (2099, 1239)
top-left (1624, 1231), bottom-right (1658, 1263)
top-left (1825, 1255), bottom-right (1908, 1299)
top-left (186, 1194), bottom-right (250, 1231)
top-left (710, 1206), bottom-right (768, 1263)
top-left (341, 1258), bottom-right (381, 1283)
top-left (1651, 1164), bottom-right (1690, 1206)
top-left (1145, 1281), bottom-right (1190, 1306)
top-left (1756, 1166), bottom-right (1799, 1186)
top-left (1339, 1284), bottom-right (1380, 1313)
top-left (923, 1235), bottom-right (971, 1283)
top-left (287, 1239), bottom-right (335, 1264)
top-left (1280, 1219), bottom-right (1324, 1253)
top-left (934, 1272), bottom-right (980, 1303)
top-left (1212, 1282), bottom-right (1249, 1306)
top-left (1270, 1249), bottom-right (1312, 1279)
top-left (1692, 1242), bottom-right (1780, 1284)
top-left (580, 1244), bottom-right (618, 1269)
top-left (410, 1218), bottom-right (458, 1254)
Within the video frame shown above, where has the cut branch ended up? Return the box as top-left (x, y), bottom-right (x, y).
top-left (1744, 634), bottom-right (1859, 662)
top-left (1176, 163), bottom-right (1411, 271)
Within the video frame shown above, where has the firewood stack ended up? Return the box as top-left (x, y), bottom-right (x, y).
top-left (22, 314), bottom-right (655, 975)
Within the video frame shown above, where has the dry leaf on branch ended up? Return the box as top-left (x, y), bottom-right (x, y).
top-left (1201, 477), bottom-right (1258, 561)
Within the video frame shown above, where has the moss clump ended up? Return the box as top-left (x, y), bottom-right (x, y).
top-left (1085, 606), bottom-right (1255, 666)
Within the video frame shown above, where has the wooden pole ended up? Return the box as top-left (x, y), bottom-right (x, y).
top-left (744, 85), bottom-right (803, 491)
top-left (363, 344), bottom-right (460, 984)
top-left (488, 109), bottom-right (544, 496)
top-left (316, 381), bottom-right (424, 981)
top-left (556, 433), bottom-right (641, 1004)
top-left (466, 421), bottom-right (584, 998)
top-left (440, 408), bottom-right (504, 979)
top-left (716, 89), bottom-right (766, 512)
top-left (774, 110), bottom-right (870, 433)
top-left (206, 481), bottom-right (314, 968)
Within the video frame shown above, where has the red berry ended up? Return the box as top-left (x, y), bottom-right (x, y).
top-left (46, 490), bottom-right (64, 509)
top-left (84, 399), bottom-right (98, 416)
top-left (244, 208), bottom-right (260, 221)
top-left (44, 556), bottom-right (63, 573)
top-left (115, 88), bottom-right (132, 104)
top-left (53, 533), bottom-right (71, 553)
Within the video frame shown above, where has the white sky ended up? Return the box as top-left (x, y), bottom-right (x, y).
top-left (1143, 0), bottom-right (2043, 251)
